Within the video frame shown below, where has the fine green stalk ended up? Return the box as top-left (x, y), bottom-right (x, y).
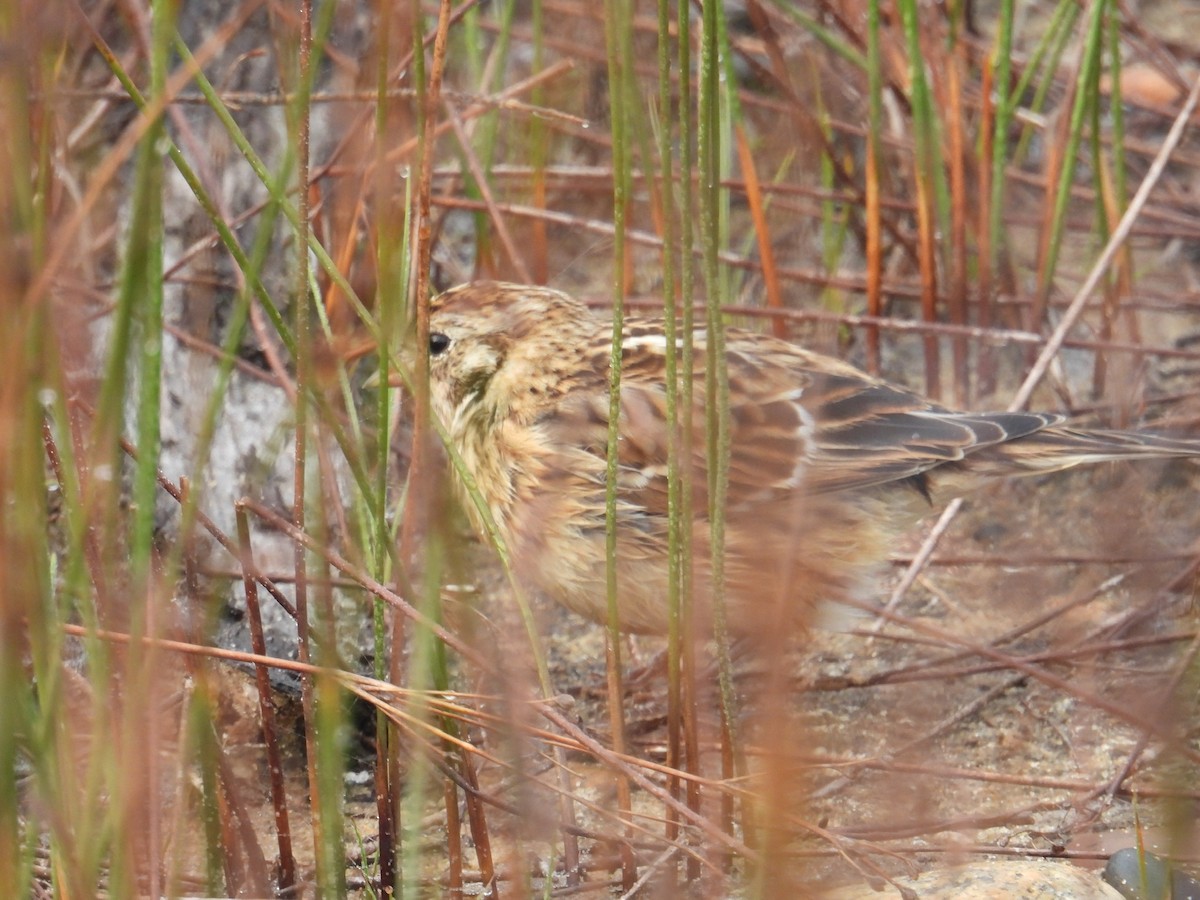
top-left (38, 392), bottom-right (104, 898)
top-left (468, 0), bottom-right (517, 163)
top-left (772, 4), bottom-right (868, 70)
top-left (125, 0), bottom-right (172, 582)
top-left (1038, 0), bottom-right (1109, 301)
top-left (529, 0), bottom-right (547, 283)
top-left (655, 0), bottom-right (685, 803)
top-left (373, 178), bottom-right (413, 569)
top-left (108, 0), bottom-right (174, 889)
top-left (602, 2), bottom-right (636, 874)
top-left (677, 0), bottom-right (695, 645)
top-left (372, 0), bottom-right (402, 577)
top-left (1092, 4), bottom-right (1127, 397)
top-left (1087, 41), bottom-right (1109, 250)
top-left (370, 13), bottom-right (411, 888)
top-left (1092, 4), bottom-right (1124, 245)
top-left (698, 0), bottom-right (736, 784)
top-left (713, 6), bottom-right (737, 306)
top-left (988, 0), bottom-right (1017, 271)
top-left (187, 684), bottom-right (226, 894)
top-left (288, 0), bottom-right (347, 894)
top-left (1105, 8), bottom-right (1128, 218)
top-left (603, 0), bottom-right (640, 879)
top-left (675, 0), bottom-right (700, 865)
top-left (464, 0), bottom-right (518, 266)
top-left (401, 0), bottom-right (476, 888)
top-left (398, 528), bottom-right (450, 896)
top-left (898, 0), bottom-right (950, 250)
top-left (0, 26), bottom-right (49, 887)
top-left (818, 90), bottom-right (851, 318)
top-left (1011, 0), bottom-right (1082, 167)
top-left (603, 0), bottom-right (631, 660)
top-left (398, 0), bottom-right (431, 890)
top-left (460, 0), bottom-right (486, 90)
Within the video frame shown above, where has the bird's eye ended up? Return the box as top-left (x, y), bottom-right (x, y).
top-left (429, 332), bottom-right (451, 356)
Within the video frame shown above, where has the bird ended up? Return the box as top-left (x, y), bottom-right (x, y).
top-left (416, 280), bottom-right (1200, 637)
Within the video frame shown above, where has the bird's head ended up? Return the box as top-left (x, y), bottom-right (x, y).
top-left (422, 281), bottom-right (598, 427)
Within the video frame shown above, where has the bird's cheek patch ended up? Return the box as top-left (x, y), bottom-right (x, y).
top-left (453, 343), bottom-right (507, 404)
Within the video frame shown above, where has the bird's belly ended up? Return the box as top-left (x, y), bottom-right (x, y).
top-left (505, 490), bottom-right (906, 636)
top-left (508, 511), bottom-right (673, 633)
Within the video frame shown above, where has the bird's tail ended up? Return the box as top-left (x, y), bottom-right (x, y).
top-left (976, 427), bottom-right (1200, 475)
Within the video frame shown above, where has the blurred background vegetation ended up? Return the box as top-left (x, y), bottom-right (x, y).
top-left (3, 0), bottom-right (1200, 896)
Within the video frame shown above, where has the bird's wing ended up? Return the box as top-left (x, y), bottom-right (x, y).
top-left (793, 368), bottom-right (1062, 493)
top-left (541, 326), bottom-right (1064, 515)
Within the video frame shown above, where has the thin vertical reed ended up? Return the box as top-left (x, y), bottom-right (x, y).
top-left (235, 506), bottom-right (296, 891)
top-left (655, 0), bottom-right (685, 876)
top-left (603, 0), bottom-right (635, 886)
top-left (976, 55), bottom-right (996, 397)
top-left (675, 0), bottom-right (703, 880)
top-left (898, 0), bottom-right (943, 397)
top-left (698, 0), bottom-right (741, 876)
top-left (371, 0), bottom-right (405, 890)
top-left (945, 7), bottom-right (969, 405)
top-left (864, 0), bottom-right (884, 375)
top-left (1033, 0), bottom-right (1108, 325)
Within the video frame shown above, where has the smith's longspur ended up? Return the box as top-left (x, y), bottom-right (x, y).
top-left (413, 281), bottom-right (1200, 636)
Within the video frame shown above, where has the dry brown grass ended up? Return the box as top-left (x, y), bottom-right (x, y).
top-left (5, 0), bottom-right (1200, 896)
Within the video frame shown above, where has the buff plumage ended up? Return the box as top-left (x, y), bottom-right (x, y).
top-left (420, 281), bottom-right (1200, 636)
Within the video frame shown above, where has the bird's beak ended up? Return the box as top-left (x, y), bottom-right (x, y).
top-left (363, 329), bottom-right (420, 389)
top-left (362, 367), bottom-right (410, 390)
